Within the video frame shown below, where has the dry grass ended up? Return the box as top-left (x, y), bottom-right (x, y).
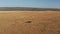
top-left (0, 11), bottom-right (60, 34)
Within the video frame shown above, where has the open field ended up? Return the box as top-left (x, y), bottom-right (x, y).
top-left (0, 11), bottom-right (60, 34)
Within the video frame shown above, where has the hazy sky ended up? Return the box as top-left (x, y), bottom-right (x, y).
top-left (0, 0), bottom-right (60, 8)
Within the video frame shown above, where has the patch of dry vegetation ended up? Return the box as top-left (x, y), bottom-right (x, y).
top-left (0, 11), bottom-right (60, 34)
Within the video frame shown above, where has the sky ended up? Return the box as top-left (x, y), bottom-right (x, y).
top-left (0, 0), bottom-right (60, 9)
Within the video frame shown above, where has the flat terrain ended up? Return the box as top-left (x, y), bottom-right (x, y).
top-left (0, 11), bottom-right (60, 34)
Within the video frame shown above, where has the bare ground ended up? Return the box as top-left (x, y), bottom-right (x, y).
top-left (0, 11), bottom-right (60, 34)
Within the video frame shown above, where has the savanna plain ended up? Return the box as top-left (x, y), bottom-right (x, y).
top-left (0, 11), bottom-right (60, 34)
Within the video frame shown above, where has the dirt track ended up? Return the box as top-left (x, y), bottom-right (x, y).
top-left (0, 11), bottom-right (60, 34)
